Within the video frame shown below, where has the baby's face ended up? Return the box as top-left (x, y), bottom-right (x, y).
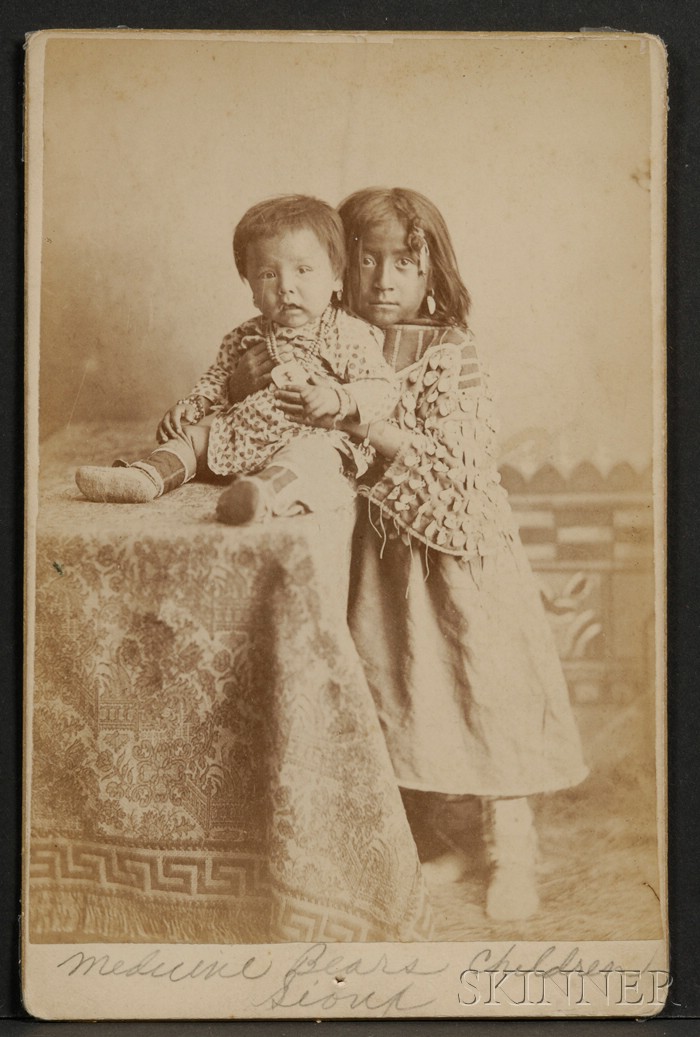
top-left (246, 228), bottom-right (341, 329)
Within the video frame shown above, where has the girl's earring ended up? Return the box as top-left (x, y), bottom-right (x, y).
top-left (426, 290), bottom-right (436, 316)
top-left (335, 288), bottom-right (343, 303)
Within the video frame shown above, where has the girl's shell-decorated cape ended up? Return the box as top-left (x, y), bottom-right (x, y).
top-left (359, 324), bottom-right (516, 559)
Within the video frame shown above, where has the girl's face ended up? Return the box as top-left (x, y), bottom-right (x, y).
top-left (246, 228), bottom-right (341, 328)
top-left (355, 217), bottom-right (428, 328)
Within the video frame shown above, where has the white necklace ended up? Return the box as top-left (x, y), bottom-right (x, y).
top-left (264, 307), bottom-right (334, 363)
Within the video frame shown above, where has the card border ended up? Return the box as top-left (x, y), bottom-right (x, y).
top-left (4, 0), bottom-right (700, 1029)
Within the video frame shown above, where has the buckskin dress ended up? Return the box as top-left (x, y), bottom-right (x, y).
top-left (348, 322), bottom-right (588, 797)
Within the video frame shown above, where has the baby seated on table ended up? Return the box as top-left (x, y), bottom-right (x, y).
top-left (76, 194), bottom-right (398, 524)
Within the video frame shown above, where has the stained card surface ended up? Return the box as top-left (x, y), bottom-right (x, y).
top-left (24, 29), bottom-right (667, 1019)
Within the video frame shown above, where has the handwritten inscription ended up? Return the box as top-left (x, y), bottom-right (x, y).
top-left (57, 948), bottom-right (271, 983)
top-left (56, 942), bottom-right (447, 1015)
top-left (252, 941), bottom-right (445, 1013)
top-left (55, 942), bottom-right (667, 1015)
top-left (467, 943), bottom-right (622, 978)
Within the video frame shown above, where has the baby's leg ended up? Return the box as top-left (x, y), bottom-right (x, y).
top-left (216, 436), bottom-right (354, 525)
top-left (76, 421), bottom-right (211, 503)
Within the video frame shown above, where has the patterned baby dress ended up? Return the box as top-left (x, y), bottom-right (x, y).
top-left (189, 306), bottom-right (397, 477)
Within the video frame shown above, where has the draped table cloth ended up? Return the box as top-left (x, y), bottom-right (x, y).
top-left (28, 424), bottom-right (431, 944)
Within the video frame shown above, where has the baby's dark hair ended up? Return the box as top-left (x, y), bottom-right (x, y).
top-left (338, 187), bottom-right (471, 328)
top-left (233, 194), bottom-right (346, 280)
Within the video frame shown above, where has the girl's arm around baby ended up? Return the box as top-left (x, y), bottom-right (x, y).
top-left (327, 311), bottom-right (399, 425)
top-left (226, 339), bottom-right (276, 404)
top-left (192, 318), bottom-right (279, 410)
top-left (155, 322), bottom-right (258, 441)
top-left (344, 334), bottom-right (511, 557)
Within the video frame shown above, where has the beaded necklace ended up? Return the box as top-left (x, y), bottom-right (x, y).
top-left (264, 306), bottom-right (336, 363)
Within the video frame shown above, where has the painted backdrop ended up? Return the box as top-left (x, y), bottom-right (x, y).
top-left (37, 32), bottom-right (660, 476)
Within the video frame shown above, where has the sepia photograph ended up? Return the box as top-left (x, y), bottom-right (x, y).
top-left (23, 29), bottom-right (667, 1019)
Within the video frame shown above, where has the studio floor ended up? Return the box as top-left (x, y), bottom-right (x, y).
top-left (417, 696), bottom-right (663, 942)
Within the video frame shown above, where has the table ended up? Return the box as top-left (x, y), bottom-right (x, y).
top-left (27, 423), bottom-right (432, 944)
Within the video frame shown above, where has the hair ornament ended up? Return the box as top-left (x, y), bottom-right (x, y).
top-left (407, 222), bottom-right (430, 274)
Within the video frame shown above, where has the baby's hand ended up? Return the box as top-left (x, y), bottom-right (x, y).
top-left (157, 399), bottom-right (200, 442)
top-left (275, 374), bottom-right (340, 429)
top-left (298, 381), bottom-right (341, 421)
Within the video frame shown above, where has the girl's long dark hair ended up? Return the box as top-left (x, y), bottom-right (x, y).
top-left (337, 187), bottom-right (471, 328)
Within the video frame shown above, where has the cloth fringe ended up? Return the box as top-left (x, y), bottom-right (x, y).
top-left (28, 887), bottom-right (269, 944)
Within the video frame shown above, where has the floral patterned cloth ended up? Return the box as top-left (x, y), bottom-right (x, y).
top-left (349, 323), bottom-right (589, 796)
top-left (190, 306), bottom-right (396, 477)
top-left (28, 424), bottom-right (432, 944)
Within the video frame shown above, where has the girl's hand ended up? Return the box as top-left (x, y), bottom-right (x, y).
top-left (275, 374), bottom-right (340, 428)
top-left (228, 340), bottom-right (293, 404)
top-left (157, 400), bottom-right (201, 442)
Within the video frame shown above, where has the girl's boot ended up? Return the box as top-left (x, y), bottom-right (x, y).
top-left (418, 794), bottom-right (484, 885)
top-left (76, 446), bottom-right (194, 503)
top-left (483, 797), bottom-right (540, 921)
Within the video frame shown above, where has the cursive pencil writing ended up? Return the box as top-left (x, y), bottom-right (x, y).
top-left (467, 944), bottom-right (621, 978)
top-left (56, 941), bottom-right (446, 1015)
top-left (57, 948), bottom-right (271, 982)
top-left (252, 941), bottom-right (446, 1013)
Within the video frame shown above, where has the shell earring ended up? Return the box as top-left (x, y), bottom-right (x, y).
top-left (335, 287), bottom-right (343, 303)
top-left (426, 290), bottom-right (436, 316)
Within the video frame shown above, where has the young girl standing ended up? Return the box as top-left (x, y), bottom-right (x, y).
top-left (277, 187), bottom-right (588, 920)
